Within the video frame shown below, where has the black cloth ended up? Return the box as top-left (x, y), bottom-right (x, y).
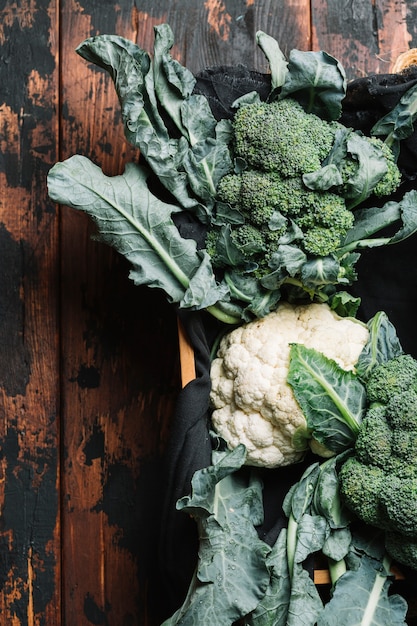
top-left (156, 66), bottom-right (417, 622)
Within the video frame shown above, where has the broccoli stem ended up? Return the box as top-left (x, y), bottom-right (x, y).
top-left (205, 304), bottom-right (242, 325)
top-left (327, 556), bottom-right (347, 587)
top-left (286, 512), bottom-right (298, 582)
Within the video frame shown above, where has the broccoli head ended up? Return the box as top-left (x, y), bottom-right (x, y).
top-left (338, 352), bottom-right (417, 571)
top-left (232, 98), bottom-right (336, 176)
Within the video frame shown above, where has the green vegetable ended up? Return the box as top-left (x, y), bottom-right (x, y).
top-left (338, 352), bottom-right (417, 570)
top-left (232, 98), bottom-right (336, 176)
top-left (161, 442), bottom-right (271, 626)
top-left (287, 344), bottom-right (366, 454)
top-left (47, 25), bottom-right (417, 324)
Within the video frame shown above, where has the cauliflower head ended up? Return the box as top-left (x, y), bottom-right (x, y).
top-left (210, 302), bottom-right (369, 468)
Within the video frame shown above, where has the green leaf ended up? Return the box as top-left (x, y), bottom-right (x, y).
top-left (355, 311), bottom-right (404, 380)
top-left (300, 256), bottom-right (341, 288)
top-left (47, 155), bottom-right (226, 310)
top-left (339, 190), bottom-right (417, 253)
top-left (371, 82), bottom-right (417, 151)
top-left (280, 49), bottom-right (346, 120)
top-left (312, 454), bottom-right (352, 530)
top-left (76, 34), bottom-right (203, 214)
top-left (329, 291), bottom-right (361, 318)
top-left (343, 132), bottom-right (388, 208)
top-left (303, 163), bottom-right (343, 191)
top-left (256, 31), bottom-right (288, 91)
top-left (183, 137), bottom-right (233, 202)
top-left (316, 555), bottom-right (408, 625)
top-left (163, 446), bottom-right (271, 625)
top-left (287, 344), bottom-right (366, 453)
top-left (287, 562), bottom-right (324, 626)
top-left (245, 529), bottom-right (290, 626)
top-left (152, 23), bottom-right (196, 136)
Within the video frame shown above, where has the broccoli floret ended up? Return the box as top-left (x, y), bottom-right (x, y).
top-left (391, 429), bottom-right (417, 464)
top-left (365, 354), bottom-right (417, 404)
top-left (385, 388), bottom-right (417, 430)
top-left (380, 476), bottom-right (417, 537)
top-left (354, 407), bottom-right (392, 468)
top-left (230, 224), bottom-right (266, 257)
top-left (216, 173), bottom-right (242, 206)
top-left (385, 531), bottom-right (417, 571)
top-left (338, 457), bottom-right (388, 528)
top-left (369, 137), bottom-right (402, 198)
top-left (232, 98), bottom-right (336, 176)
top-left (302, 226), bottom-right (345, 257)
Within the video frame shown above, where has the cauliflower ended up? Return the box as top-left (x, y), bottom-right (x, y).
top-left (210, 302), bottom-right (369, 468)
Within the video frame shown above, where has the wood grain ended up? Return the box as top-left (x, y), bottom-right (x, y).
top-left (2, 1), bottom-right (417, 624)
top-left (0, 1), bottom-right (61, 623)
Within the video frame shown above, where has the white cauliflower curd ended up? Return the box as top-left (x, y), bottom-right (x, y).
top-left (210, 302), bottom-right (369, 468)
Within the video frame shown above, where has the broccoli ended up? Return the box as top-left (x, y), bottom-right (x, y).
top-left (205, 95), bottom-right (404, 316)
top-left (232, 98), bottom-right (336, 176)
top-left (338, 352), bottom-right (417, 571)
top-left (215, 169), bottom-right (354, 259)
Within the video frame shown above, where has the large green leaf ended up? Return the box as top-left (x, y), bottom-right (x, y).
top-left (162, 445), bottom-right (271, 625)
top-left (47, 155), bottom-right (226, 309)
top-left (355, 310), bottom-right (404, 380)
top-left (339, 190), bottom-right (417, 253)
top-left (280, 49), bottom-right (346, 120)
top-left (287, 344), bottom-right (366, 453)
top-left (317, 554), bottom-right (408, 625)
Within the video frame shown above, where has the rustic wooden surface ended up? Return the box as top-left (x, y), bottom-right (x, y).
top-left (1, 1), bottom-right (417, 624)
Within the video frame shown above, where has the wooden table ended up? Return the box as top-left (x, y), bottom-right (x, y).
top-left (1, 1), bottom-right (416, 624)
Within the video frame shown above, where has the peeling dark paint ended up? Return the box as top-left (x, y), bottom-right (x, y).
top-left (83, 421), bottom-right (105, 466)
top-left (0, 2), bottom-right (55, 111)
top-left (71, 364), bottom-right (101, 389)
top-left (0, 224), bottom-right (32, 397)
top-left (84, 592), bottom-right (110, 625)
top-left (0, 0), bottom-right (56, 189)
top-left (0, 427), bottom-right (58, 618)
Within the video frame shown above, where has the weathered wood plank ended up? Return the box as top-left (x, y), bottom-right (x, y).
top-left (0, 1), bottom-right (61, 623)
top-left (311, 0), bottom-right (413, 78)
top-left (58, 2), bottom-right (180, 624)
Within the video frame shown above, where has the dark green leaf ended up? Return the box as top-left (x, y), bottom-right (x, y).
top-left (47, 156), bottom-right (226, 309)
top-left (256, 31), bottom-right (288, 91)
top-left (280, 49), bottom-right (346, 120)
top-left (287, 345), bottom-right (366, 453)
top-left (300, 256), bottom-right (341, 288)
top-left (316, 555), bottom-right (408, 625)
top-left (245, 529), bottom-right (290, 626)
top-left (287, 563), bottom-right (324, 626)
top-left (355, 311), bottom-right (404, 380)
top-left (343, 132), bottom-right (388, 207)
top-left (371, 82), bottom-right (417, 147)
top-left (339, 190), bottom-right (417, 252)
top-left (153, 23), bottom-right (196, 135)
top-left (163, 446), bottom-right (271, 625)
